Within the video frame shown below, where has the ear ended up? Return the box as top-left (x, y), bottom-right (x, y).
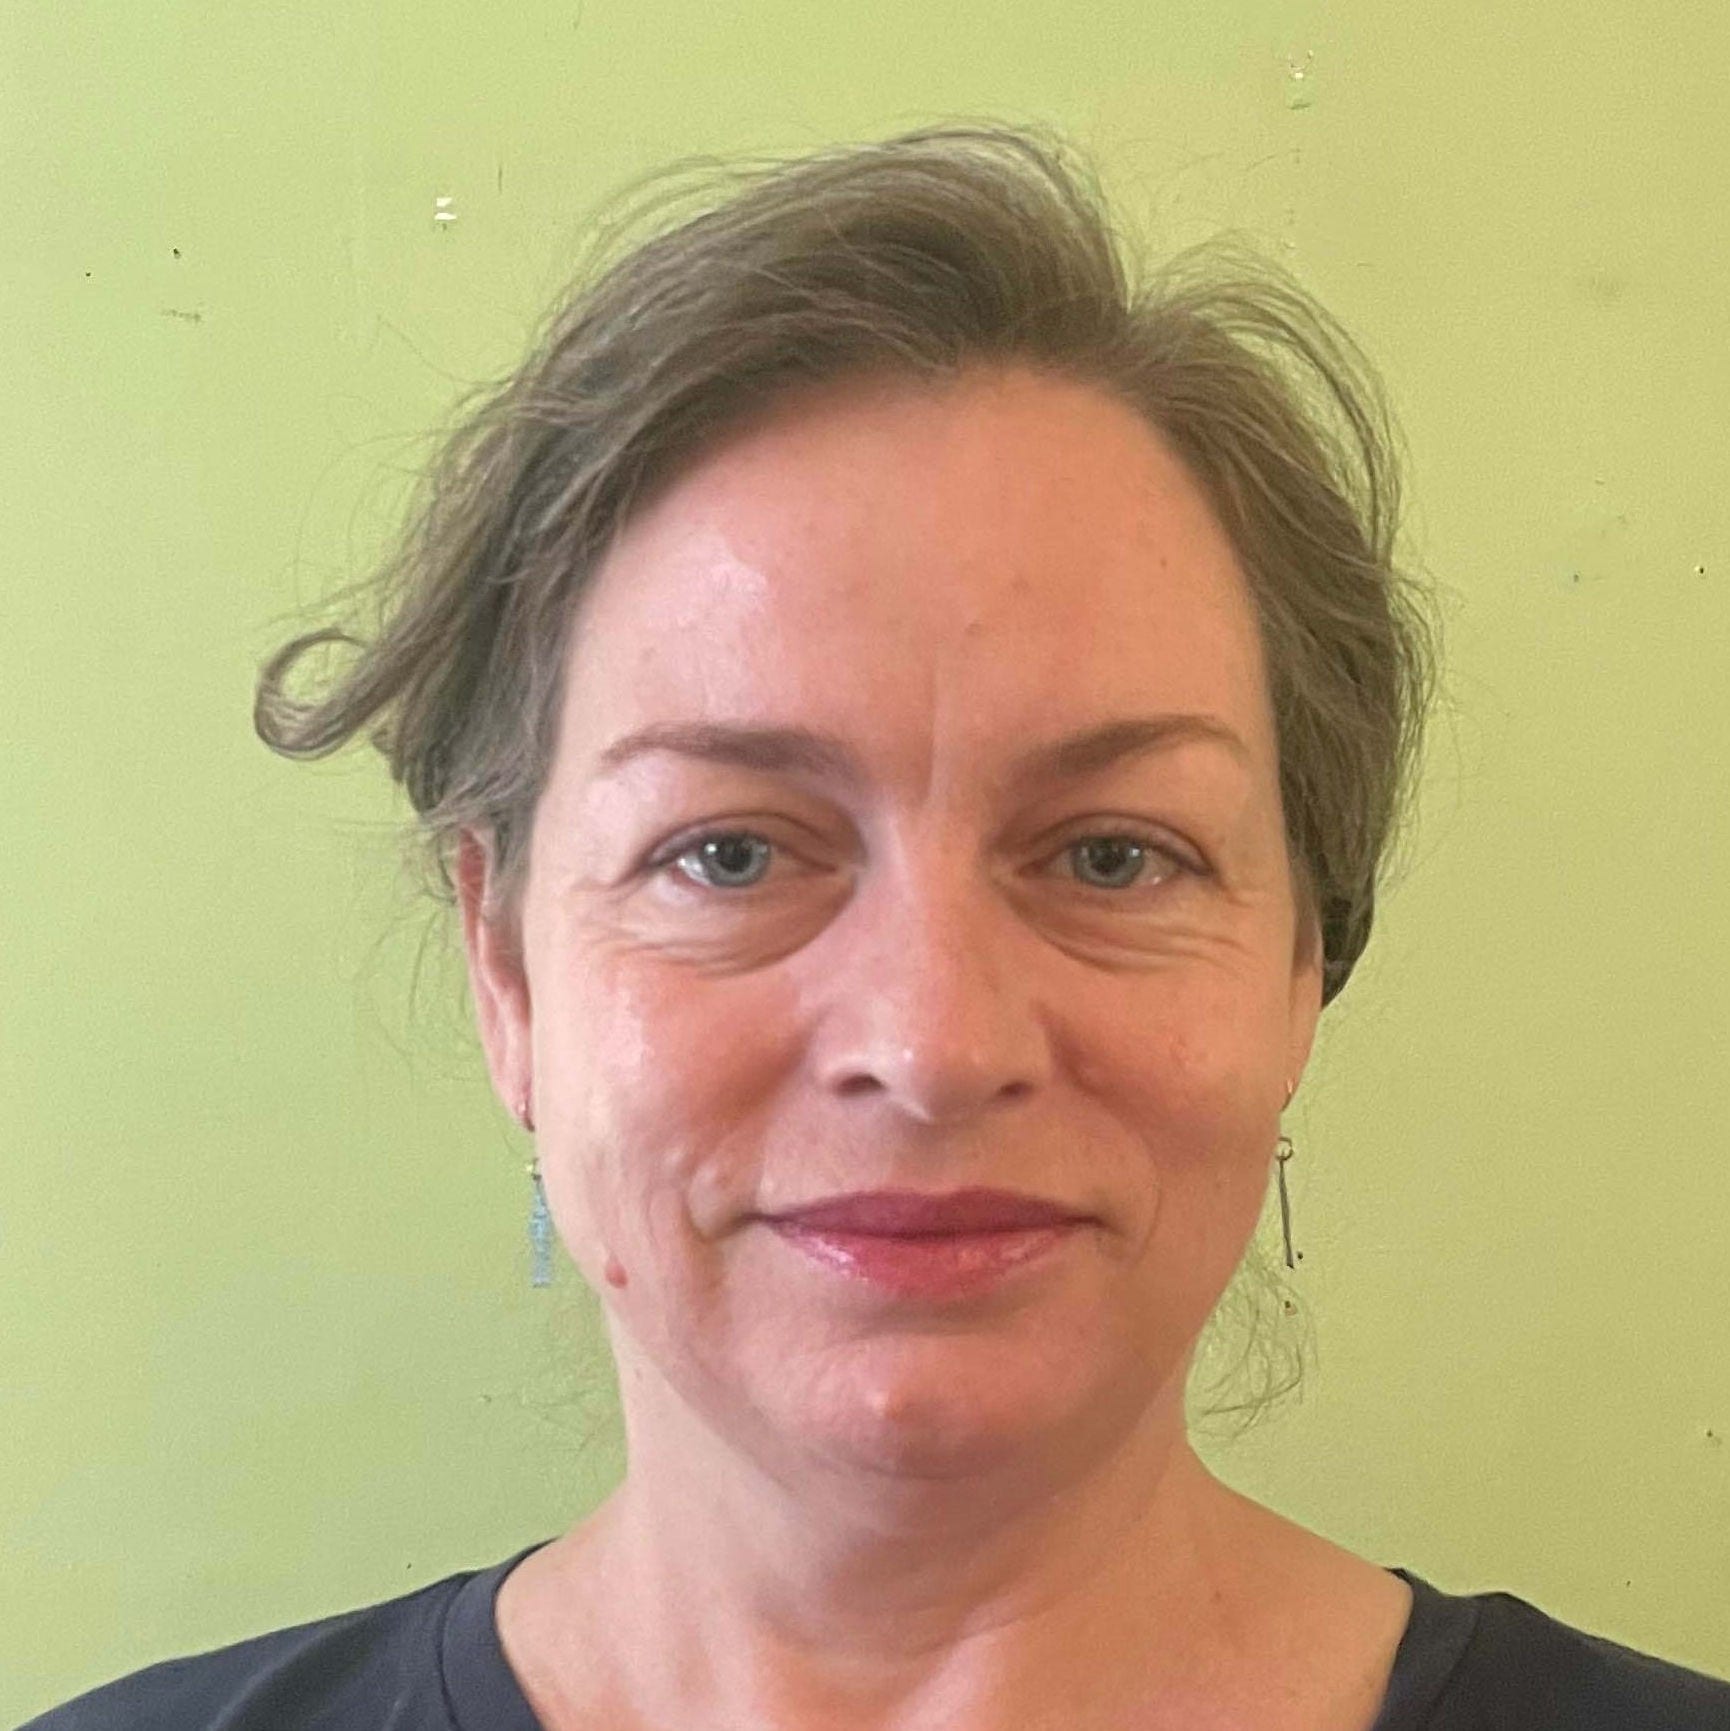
top-left (1285, 898), bottom-right (1324, 1096)
top-left (456, 827), bottom-right (533, 1123)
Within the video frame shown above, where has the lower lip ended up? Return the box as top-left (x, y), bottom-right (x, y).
top-left (766, 1221), bottom-right (1080, 1300)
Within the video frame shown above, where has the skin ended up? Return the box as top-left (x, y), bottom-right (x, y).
top-left (458, 364), bottom-right (1413, 1730)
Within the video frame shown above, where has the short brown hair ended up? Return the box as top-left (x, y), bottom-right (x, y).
top-left (256, 121), bottom-right (1435, 1006)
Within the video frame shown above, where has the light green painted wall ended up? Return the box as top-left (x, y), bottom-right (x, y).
top-left (4, 2), bottom-right (1727, 1719)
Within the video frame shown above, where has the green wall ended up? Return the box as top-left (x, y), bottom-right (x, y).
top-left (4, 1), bottom-right (1727, 1718)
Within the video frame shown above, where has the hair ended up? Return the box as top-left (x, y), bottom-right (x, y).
top-left (255, 121), bottom-right (1438, 1429)
top-left (257, 119), bottom-right (1434, 1003)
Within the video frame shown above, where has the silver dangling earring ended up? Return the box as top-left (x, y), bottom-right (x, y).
top-left (518, 1092), bottom-right (552, 1289)
top-left (1276, 1075), bottom-right (1301, 1271)
top-left (1275, 1134), bottom-right (1299, 1270)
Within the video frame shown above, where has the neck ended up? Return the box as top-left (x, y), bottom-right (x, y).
top-left (524, 1349), bottom-right (1267, 1731)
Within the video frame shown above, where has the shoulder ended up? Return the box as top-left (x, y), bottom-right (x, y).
top-left (1484, 1590), bottom-right (1730, 1727)
top-left (16, 1557), bottom-right (514, 1731)
top-left (1394, 1571), bottom-right (1730, 1729)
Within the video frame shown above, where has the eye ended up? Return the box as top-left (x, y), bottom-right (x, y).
top-left (646, 827), bottom-right (1197, 896)
top-left (1064, 833), bottom-right (1189, 892)
top-left (652, 830), bottom-right (780, 892)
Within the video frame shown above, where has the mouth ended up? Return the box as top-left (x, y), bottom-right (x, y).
top-left (766, 1220), bottom-right (1082, 1300)
top-left (761, 1186), bottom-right (1090, 1236)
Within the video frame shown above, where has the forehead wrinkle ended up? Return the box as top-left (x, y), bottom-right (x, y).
top-left (588, 713), bottom-right (1251, 797)
top-left (564, 370), bottom-right (1275, 823)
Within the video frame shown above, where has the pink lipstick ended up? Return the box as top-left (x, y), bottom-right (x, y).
top-left (763, 1188), bottom-right (1087, 1300)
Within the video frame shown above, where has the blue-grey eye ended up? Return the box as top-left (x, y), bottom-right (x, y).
top-left (659, 828), bottom-right (1182, 895)
top-left (676, 832), bottom-right (773, 889)
top-left (1068, 835), bottom-right (1156, 890)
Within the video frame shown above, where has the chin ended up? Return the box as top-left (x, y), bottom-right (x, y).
top-left (763, 1334), bottom-right (1133, 1484)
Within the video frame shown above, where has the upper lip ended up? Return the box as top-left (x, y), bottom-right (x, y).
top-left (764, 1187), bottom-right (1089, 1235)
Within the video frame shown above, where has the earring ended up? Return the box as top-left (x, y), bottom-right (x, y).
top-left (515, 1090), bottom-right (550, 1287)
top-left (1274, 1073), bottom-right (1301, 1269)
top-left (1274, 1134), bottom-right (1300, 1270)
top-left (526, 1158), bottom-right (553, 1288)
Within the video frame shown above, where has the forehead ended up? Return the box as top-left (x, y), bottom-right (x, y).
top-left (561, 365), bottom-right (1272, 780)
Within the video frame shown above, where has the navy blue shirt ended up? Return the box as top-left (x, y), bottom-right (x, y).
top-left (19, 1546), bottom-right (1730, 1729)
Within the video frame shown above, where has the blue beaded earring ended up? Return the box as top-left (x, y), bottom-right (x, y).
top-left (519, 1092), bottom-right (552, 1289)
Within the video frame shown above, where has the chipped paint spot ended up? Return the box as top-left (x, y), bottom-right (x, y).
top-left (1558, 509), bottom-right (1632, 587)
top-left (434, 194), bottom-right (457, 227)
top-left (1574, 269), bottom-right (1629, 305)
top-left (1285, 49), bottom-right (1315, 109)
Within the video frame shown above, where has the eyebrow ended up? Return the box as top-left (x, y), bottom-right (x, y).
top-left (593, 713), bottom-right (1250, 789)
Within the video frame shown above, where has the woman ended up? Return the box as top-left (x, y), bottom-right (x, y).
top-left (28, 124), bottom-right (1728, 1730)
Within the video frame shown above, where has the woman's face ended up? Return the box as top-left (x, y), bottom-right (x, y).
top-left (461, 364), bottom-right (1322, 1487)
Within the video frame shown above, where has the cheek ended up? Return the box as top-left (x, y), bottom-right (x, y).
top-left (537, 954), bottom-right (786, 1274)
top-left (1090, 988), bottom-right (1286, 1280)
top-left (1126, 989), bottom-right (1285, 1159)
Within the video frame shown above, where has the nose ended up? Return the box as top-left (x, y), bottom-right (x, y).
top-left (812, 846), bottom-right (1048, 1127)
